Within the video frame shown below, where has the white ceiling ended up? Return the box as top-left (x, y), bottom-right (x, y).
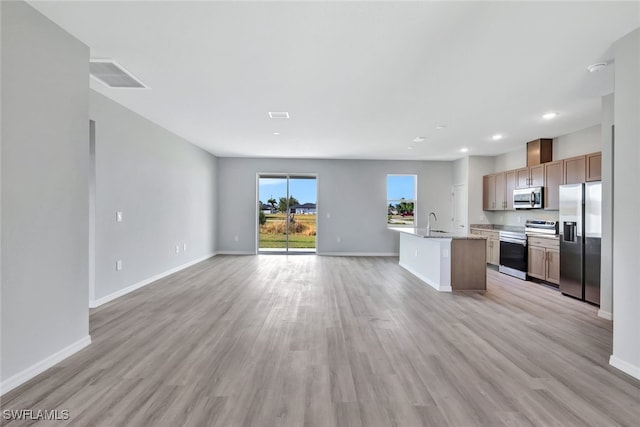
top-left (29, 1), bottom-right (640, 160)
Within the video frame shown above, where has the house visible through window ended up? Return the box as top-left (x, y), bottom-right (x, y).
top-left (387, 174), bottom-right (416, 226)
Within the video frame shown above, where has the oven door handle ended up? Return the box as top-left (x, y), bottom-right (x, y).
top-left (500, 237), bottom-right (527, 246)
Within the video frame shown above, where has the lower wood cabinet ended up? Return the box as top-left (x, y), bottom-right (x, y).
top-left (528, 236), bottom-right (559, 284)
top-left (471, 229), bottom-right (500, 265)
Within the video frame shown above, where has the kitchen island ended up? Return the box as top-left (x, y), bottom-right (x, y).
top-left (392, 228), bottom-right (487, 292)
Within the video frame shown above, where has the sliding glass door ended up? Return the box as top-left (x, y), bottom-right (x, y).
top-left (258, 175), bottom-right (317, 253)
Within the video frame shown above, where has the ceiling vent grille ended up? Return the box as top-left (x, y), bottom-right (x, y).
top-left (90, 59), bottom-right (148, 89)
top-left (268, 111), bottom-right (290, 119)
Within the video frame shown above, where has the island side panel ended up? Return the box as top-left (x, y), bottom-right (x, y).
top-left (398, 233), bottom-right (452, 292)
top-left (450, 239), bottom-right (487, 291)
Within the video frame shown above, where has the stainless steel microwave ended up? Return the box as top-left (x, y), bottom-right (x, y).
top-left (513, 187), bottom-right (543, 209)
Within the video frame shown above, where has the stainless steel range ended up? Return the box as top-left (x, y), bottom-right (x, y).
top-left (499, 229), bottom-right (527, 280)
top-left (525, 219), bottom-right (558, 235)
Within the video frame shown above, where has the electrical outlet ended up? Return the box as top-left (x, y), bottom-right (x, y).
top-left (175, 245), bottom-right (180, 253)
top-left (116, 260), bottom-right (123, 271)
top-left (116, 211), bottom-right (123, 222)
top-left (183, 243), bottom-right (187, 252)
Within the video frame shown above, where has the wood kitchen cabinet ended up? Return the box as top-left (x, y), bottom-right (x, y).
top-left (528, 246), bottom-right (547, 280)
top-left (483, 173), bottom-right (506, 211)
top-left (564, 155), bottom-right (586, 184)
top-left (527, 138), bottom-right (553, 166)
top-left (586, 152), bottom-right (602, 181)
top-left (488, 235), bottom-right (500, 265)
top-left (516, 168), bottom-right (529, 188)
top-left (528, 236), bottom-right (560, 285)
top-left (544, 160), bottom-right (563, 210)
top-left (546, 249), bottom-right (560, 284)
top-left (471, 229), bottom-right (500, 265)
top-left (505, 170), bottom-right (516, 210)
top-left (483, 175), bottom-right (495, 210)
top-left (516, 165), bottom-right (544, 189)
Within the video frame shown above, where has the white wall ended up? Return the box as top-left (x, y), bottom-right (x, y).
top-left (493, 147), bottom-right (526, 172)
top-left (1, 1), bottom-right (90, 392)
top-left (217, 158), bottom-right (453, 255)
top-left (600, 93), bottom-right (614, 320)
top-left (611, 28), bottom-right (640, 381)
top-left (553, 125), bottom-right (602, 160)
top-left (89, 91), bottom-right (217, 305)
top-left (452, 157), bottom-right (467, 185)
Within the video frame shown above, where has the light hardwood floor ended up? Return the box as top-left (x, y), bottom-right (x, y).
top-left (2, 255), bottom-right (639, 426)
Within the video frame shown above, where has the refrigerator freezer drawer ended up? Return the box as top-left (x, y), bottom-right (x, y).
top-left (585, 237), bottom-right (601, 305)
top-left (560, 236), bottom-right (583, 299)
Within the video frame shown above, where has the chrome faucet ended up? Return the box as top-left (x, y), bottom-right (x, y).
top-left (427, 212), bottom-right (437, 233)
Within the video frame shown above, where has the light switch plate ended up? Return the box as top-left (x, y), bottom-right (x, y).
top-left (116, 260), bottom-right (123, 271)
top-left (116, 211), bottom-right (123, 222)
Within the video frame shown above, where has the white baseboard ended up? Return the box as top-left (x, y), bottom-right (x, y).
top-left (89, 253), bottom-right (215, 308)
top-left (318, 252), bottom-right (399, 257)
top-left (609, 355), bottom-right (640, 381)
top-left (0, 335), bottom-right (91, 396)
top-left (598, 309), bottom-right (613, 320)
top-left (399, 262), bottom-right (452, 292)
top-left (216, 250), bottom-right (256, 255)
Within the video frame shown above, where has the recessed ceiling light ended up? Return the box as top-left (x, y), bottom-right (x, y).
top-left (587, 62), bottom-right (608, 73)
top-left (268, 111), bottom-right (290, 119)
top-left (413, 136), bottom-right (426, 143)
top-left (460, 148), bottom-right (469, 153)
top-left (492, 134), bottom-right (503, 141)
top-left (407, 146), bottom-right (414, 150)
top-left (273, 132), bottom-right (280, 135)
top-left (542, 112), bottom-right (558, 120)
top-left (435, 125), bottom-right (447, 130)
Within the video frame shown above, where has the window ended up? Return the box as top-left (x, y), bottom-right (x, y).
top-left (387, 174), bottom-right (416, 226)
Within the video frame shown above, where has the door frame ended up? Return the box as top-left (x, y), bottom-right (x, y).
top-left (452, 183), bottom-right (468, 235)
top-left (255, 173), bottom-right (318, 254)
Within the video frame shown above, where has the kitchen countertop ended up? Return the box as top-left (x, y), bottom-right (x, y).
top-left (469, 224), bottom-right (525, 233)
top-left (470, 223), bottom-right (560, 238)
top-left (390, 227), bottom-right (486, 239)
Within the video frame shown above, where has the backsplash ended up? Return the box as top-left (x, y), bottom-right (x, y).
top-left (486, 210), bottom-right (559, 226)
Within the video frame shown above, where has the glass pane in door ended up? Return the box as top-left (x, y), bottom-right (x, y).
top-left (258, 177), bottom-right (288, 251)
top-left (288, 177), bottom-right (317, 252)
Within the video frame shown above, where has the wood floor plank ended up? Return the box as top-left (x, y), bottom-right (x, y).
top-left (2, 255), bottom-right (640, 426)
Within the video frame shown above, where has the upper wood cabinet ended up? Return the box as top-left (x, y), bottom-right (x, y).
top-left (544, 160), bottom-right (563, 210)
top-left (586, 152), bottom-right (602, 181)
top-left (516, 168), bottom-right (529, 188)
top-left (495, 172), bottom-right (506, 210)
top-left (505, 170), bottom-right (516, 210)
top-left (564, 155), bottom-right (586, 184)
top-left (527, 138), bottom-right (553, 166)
top-left (483, 172), bottom-right (506, 211)
top-left (516, 165), bottom-right (544, 189)
top-left (482, 151), bottom-right (600, 213)
top-left (483, 174), bottom-right (495, 210)
top-left (530, 164), bottom-right (544, 187)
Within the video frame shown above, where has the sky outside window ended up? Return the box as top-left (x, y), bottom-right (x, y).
top-left (387, 175), bottom-right (416, 200)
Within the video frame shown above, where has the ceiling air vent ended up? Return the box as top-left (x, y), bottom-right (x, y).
top-left (89, 59), bottom-right (148, 89)
top-left (268, 111), bottom-right (290, 119)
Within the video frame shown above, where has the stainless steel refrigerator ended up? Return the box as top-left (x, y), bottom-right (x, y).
top-left (559, 182), bottom-right (601, 305)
